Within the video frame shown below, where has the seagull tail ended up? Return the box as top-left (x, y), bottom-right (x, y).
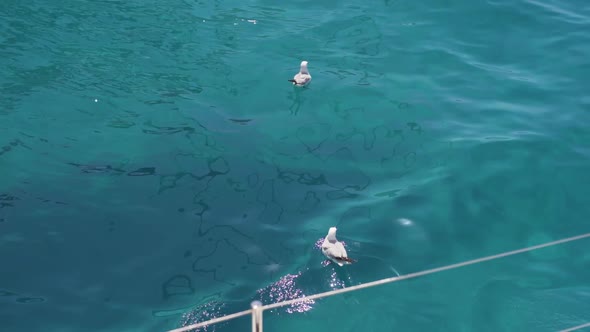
top-left (340, 256), bottom-right (356, 264)
top-left (288, 79), bottom-right (296, 83)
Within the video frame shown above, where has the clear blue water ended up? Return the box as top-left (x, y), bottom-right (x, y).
top-left (2, 0), bottom-right (590, 331)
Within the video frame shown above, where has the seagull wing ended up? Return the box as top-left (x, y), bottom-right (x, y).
top-left (293, 73), bottom-right (311, 85)
top-left (322, 241), bottom-right (346, 259)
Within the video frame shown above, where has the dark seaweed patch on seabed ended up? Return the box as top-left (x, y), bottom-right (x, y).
top-left (67, 162), bottom-right (125, 174)
top-left (0, 290), bottom-right (17, 296)
top-left (0, 139), bottom-right (23, 157)
top-left (15, 297), bottom-right (46, 304)
top-left (66, 163), bottom-right (156, 176)
top-left (161, 275), bottom-right (194, 299)
top-left (127, 167), bottom-right (156, 176)
top-left (0, 290), bottom-right (46, 304)
top-left (0, 194), bottom-right (20, 209)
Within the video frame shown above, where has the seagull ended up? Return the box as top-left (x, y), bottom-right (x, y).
top-left (288, 60), bottom-right (312, 87)
top-left (321, 227), bottom-right (355, 266)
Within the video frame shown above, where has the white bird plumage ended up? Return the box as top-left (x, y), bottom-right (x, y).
top-left (288, 60), bottom-right (312, 86)
top-left (321, 227), bottom-right (355, 266)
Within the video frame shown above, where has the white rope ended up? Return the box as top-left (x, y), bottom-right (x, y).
top-left (167, 232), bottom-right (590, 332)
top-left (559, 322), bottom-right (590, 332)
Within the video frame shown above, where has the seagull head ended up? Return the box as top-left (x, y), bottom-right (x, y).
top-left (300, 60), bottom-right (309, 74)
top-left (326, 227), bottom-right (338, 242)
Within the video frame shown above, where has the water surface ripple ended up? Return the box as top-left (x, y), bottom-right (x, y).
top-left (1, 0), bottom-right (589, 331)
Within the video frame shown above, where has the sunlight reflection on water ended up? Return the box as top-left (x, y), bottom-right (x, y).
top-left (179, 301), bottom-right (227, 332)
top-left (256, 272), bottom-right (315, 313)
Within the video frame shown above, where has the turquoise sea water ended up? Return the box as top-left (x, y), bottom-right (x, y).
top-left (2, 0), bottom-right (590, 331)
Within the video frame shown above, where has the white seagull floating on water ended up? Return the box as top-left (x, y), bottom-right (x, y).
top-left (288, 60), bottom-right (312, 87)
top-left (321, 227), bottom-right (355, 266)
